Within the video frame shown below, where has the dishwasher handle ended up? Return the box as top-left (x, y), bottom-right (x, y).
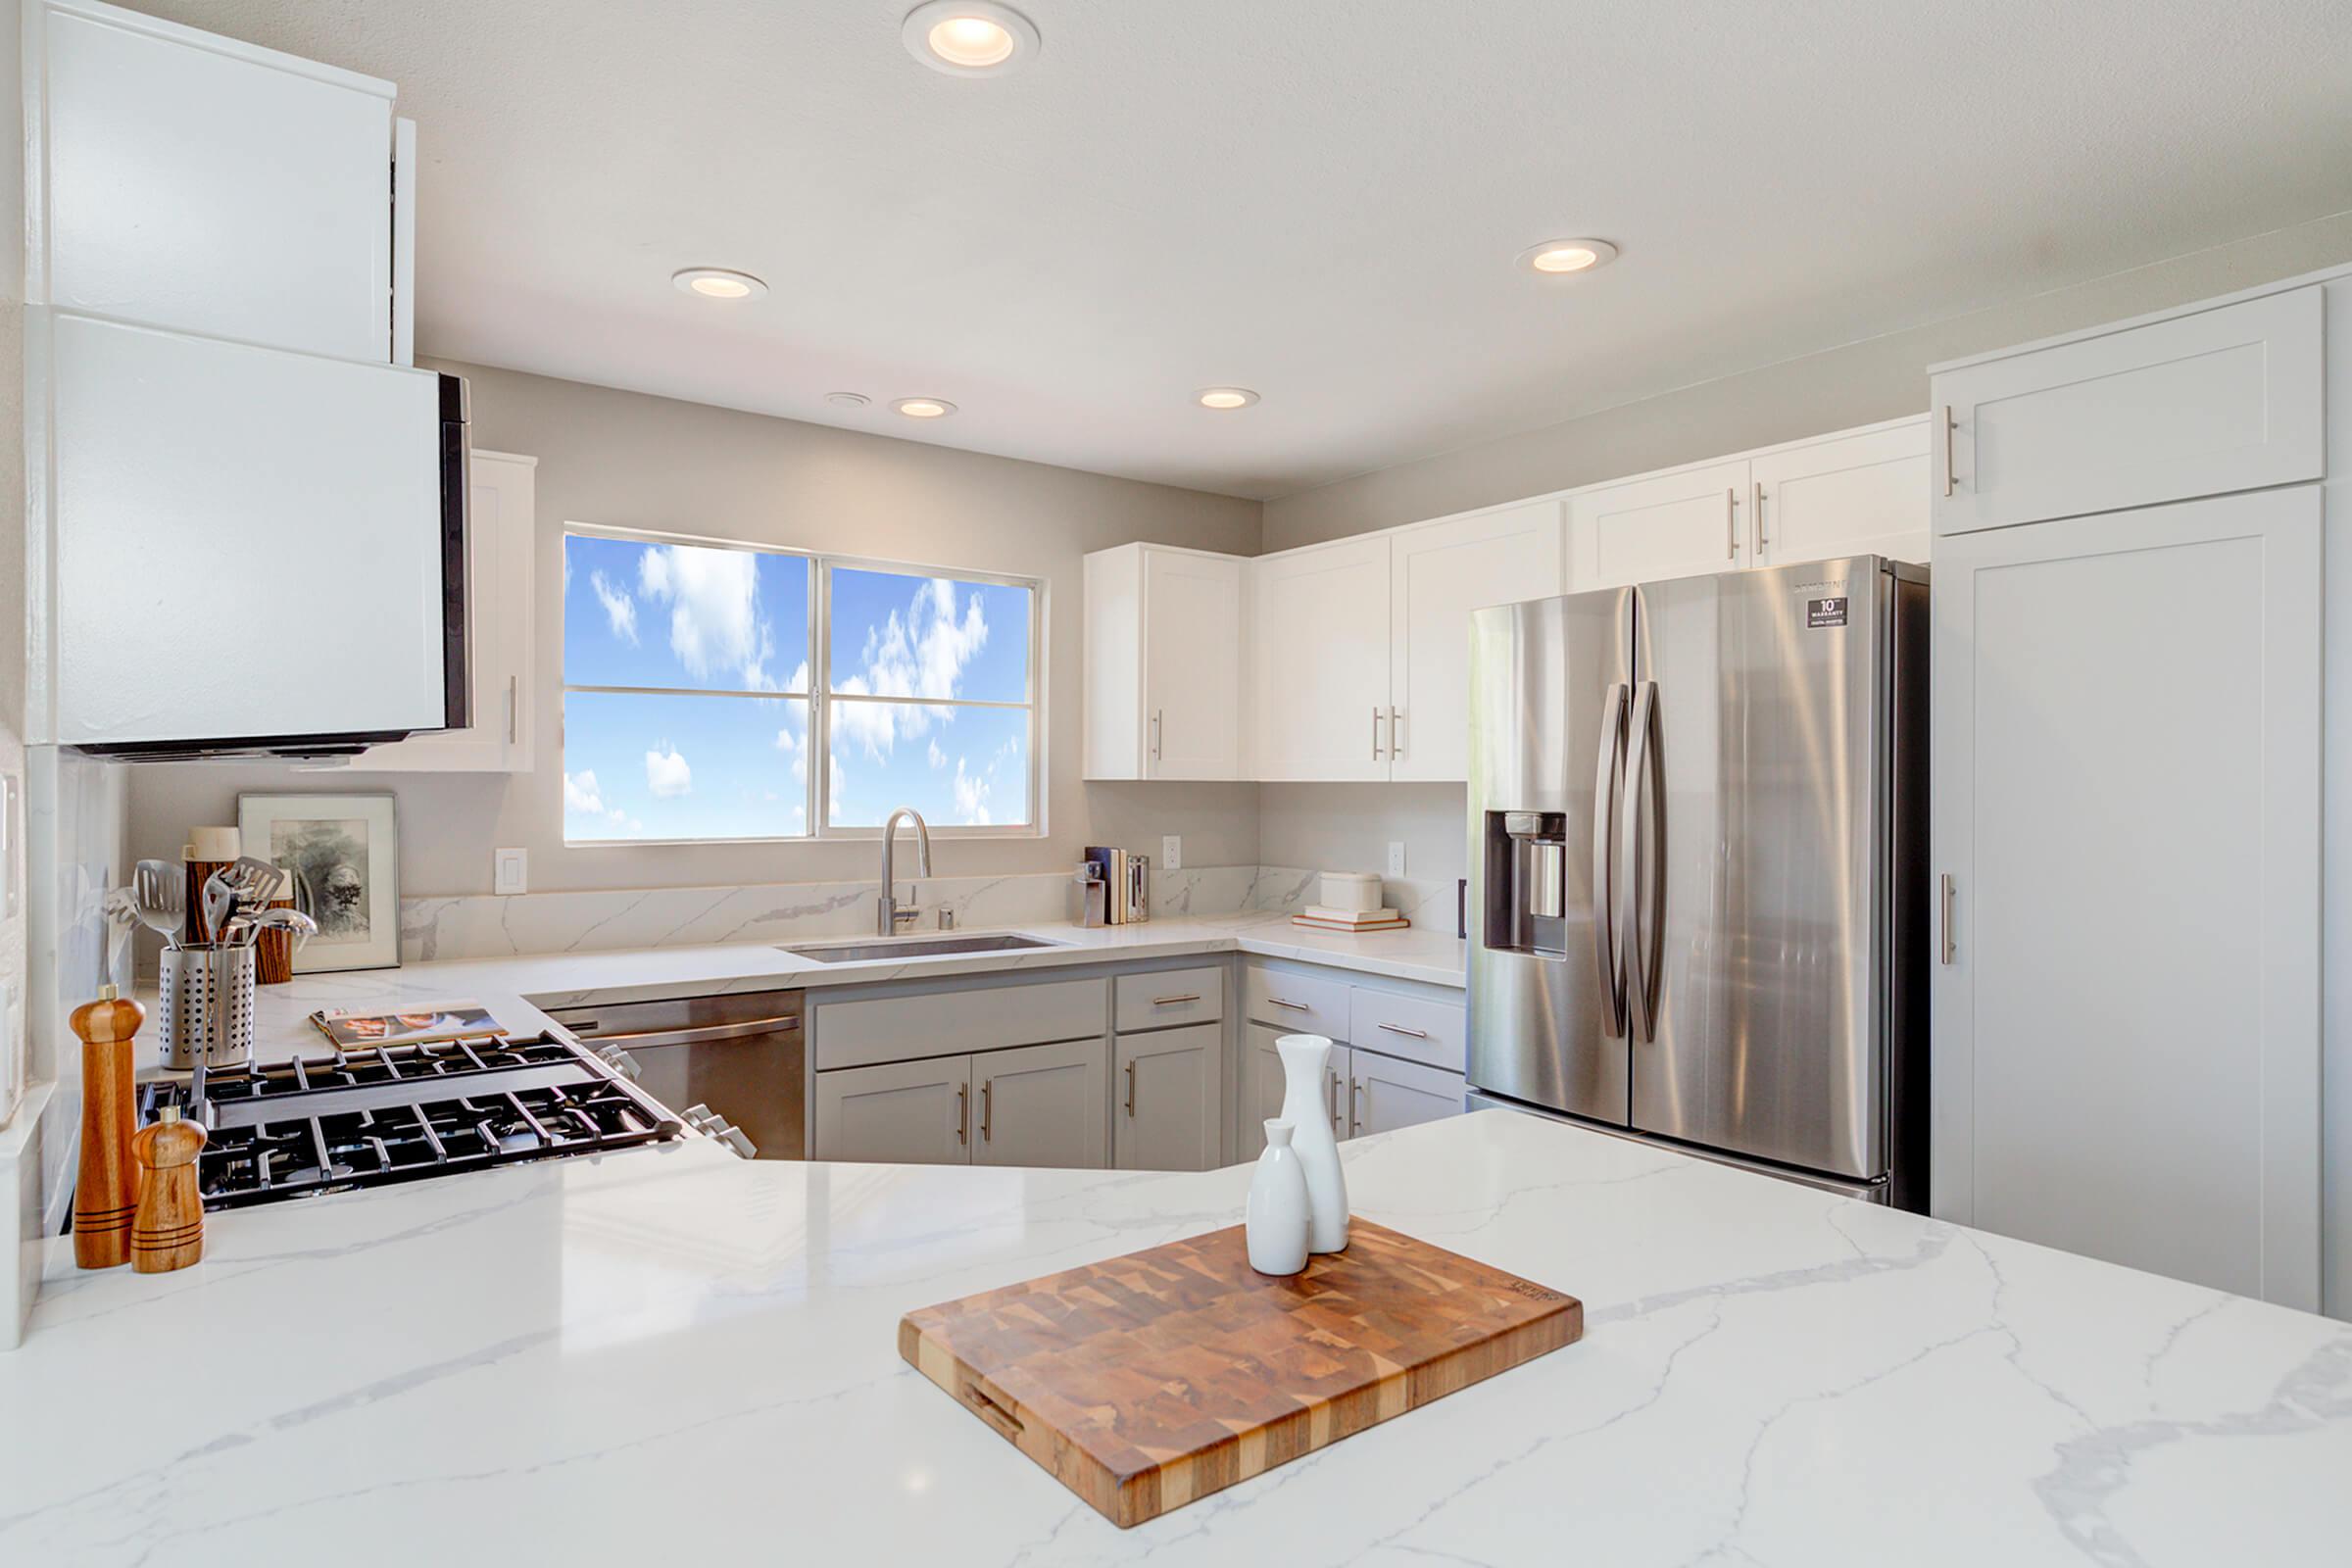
top-left (564, 1014), bottom-right (800, 1048)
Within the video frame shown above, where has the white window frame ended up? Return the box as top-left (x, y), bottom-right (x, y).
top-left (561, 524), bottom-right (1047, 845)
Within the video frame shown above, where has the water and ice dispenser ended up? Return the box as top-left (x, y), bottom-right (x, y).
top-left (1483, 809), bottom-right (1569, 956)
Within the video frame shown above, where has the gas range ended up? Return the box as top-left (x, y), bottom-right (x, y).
top-left (138, 1032), bottom-right (685, 1210)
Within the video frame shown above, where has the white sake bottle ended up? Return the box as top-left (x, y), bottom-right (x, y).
top-left (1275, 1034), bottom-right (1349, 1252)
top-left (1245, 1119), bottom-right (1311, 1276)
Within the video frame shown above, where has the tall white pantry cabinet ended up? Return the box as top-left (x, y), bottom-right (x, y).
top-left (1929, 279), bottom-right (2340, 1313)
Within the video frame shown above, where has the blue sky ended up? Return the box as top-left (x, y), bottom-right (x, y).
top-left (561, 537), bottom-right (1032, 840)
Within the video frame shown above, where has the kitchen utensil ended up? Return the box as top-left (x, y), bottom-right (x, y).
top-left (129, 1105), bottom-right (207, 1273)
top-left (70, 987), bottom-right (143, 1270)
top-left (132, 858), bottom-right (185, 950)
top-left (900, 1219), bottom-right (1581, 1528)
top-left (98, 887), bottom-right (139, 991)
top-left (185, 859), bottom-right (231, 945)
top-left (254, 869), bottom-right (299, 983)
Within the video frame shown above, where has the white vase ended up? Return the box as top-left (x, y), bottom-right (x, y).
top-left (1245, 1120), bottom-right (1312, 1276)
top-left (1276, 1034), bottom-right (1349, 1252)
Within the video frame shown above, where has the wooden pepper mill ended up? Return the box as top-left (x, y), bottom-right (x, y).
top-left (71, 986), bottom-right (144, 1270)
top-left (130, 1105), bottom-right (208, 1274)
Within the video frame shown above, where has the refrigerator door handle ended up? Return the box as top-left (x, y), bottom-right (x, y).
top-left (1619, 679), bottom-right (1666, 1042)
top-left (1592, 681), bottom-right (1631, 1037)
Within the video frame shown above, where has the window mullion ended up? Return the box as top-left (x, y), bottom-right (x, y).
top-left (812, 557), bottom-right (832, 838)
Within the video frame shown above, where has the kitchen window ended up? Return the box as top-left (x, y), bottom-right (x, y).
top-left (560, 530), bottom-right (1041, 843)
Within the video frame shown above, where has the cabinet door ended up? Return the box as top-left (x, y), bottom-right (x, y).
top-left (39, 4), bottom-right (395, 362)
top-left (1114, 1024), bottom-right (1224, 1171)
top-left (1251, 537), bottom-right (1393, 780)
top-left (1931, 487), bottom-right (2320, 1308)
top-left (1144, 550), bottom-right (1244, 779)
top-left (1239, 1023), bottom-right (1346, 1161)
top-left (1750, 422), bottom-right (1931, 569)
top-left (1932, 287), bottom-right (2322, 536)
top-left (1566, 461), bottom-right (1751, 589)
top-left (1348, 1050), bottom-right (1466, 1138)
top-left (973, 1038), bottom-right (1108, 1169)
top-left (1388, 503), bottom-right (1564, 780)
top-left (811, 1056), bottom-right (972, 1165)
top-left (346, 452), bottom-right (538, 771)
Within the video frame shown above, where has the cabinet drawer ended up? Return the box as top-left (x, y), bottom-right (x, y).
top-left (1113, 965), bottom-right (1224, 1032)
top-left (813, 977), bottom-right (1107, 1071)
top-left (1932, 286), bottom-right (2323, 536)
top-left (1242, 963), bottom-right (1350, 1037)
top-left (1346, 988), bottom-right (1466, 1073)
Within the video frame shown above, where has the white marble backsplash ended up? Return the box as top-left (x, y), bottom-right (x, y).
top-left (395, 862), bottom-right (1462, 963)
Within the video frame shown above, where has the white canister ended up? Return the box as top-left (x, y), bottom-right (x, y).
top-left (1319, 871), bottom-right (1383, 913)
top-left (1275, 1034), bottom-right (1350, 1252)
top-left (1245, 1120), bottom-right (1312, 1276)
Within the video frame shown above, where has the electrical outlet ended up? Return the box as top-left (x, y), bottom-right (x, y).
top-left (493, 848), bottom-right (528, 896)
top-left (1387, 841), bottom-right (1407, 877)
top-left (1162, 834), bottom-right (1183, 871)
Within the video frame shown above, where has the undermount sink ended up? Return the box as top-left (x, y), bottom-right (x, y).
top-left (780, 932), bottom-right (1063, 963)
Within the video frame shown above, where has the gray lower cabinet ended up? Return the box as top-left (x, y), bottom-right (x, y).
top-left (1348, 1050), bottom-right (1467, 1138)
top-left (812, 1055), bottom-right (972, 1165)
top-left (1113, 1023), bottom-right (1222, 1171)
top-left (1239, 966), bottom-right (1469, 1161)
top-left (973, 1038), bottom-right (1109, 1169)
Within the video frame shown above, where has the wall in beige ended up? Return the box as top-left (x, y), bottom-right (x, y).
top-left (124, 362), bottom-right (1262, 896)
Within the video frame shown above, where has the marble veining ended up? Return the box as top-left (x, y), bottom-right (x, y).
top-left (3, 1112), bottom-right (2346, 1563)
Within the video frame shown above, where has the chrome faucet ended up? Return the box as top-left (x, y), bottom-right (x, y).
top-left (877, 806), bottom-right (933, 936)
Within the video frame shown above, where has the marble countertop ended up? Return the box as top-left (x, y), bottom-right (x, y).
top-left (142, 910), bottom-right (1466, 1073)
top-left (6, 1110), bottom-right (2347, 1564)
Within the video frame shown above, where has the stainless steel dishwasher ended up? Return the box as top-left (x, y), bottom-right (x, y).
top-left (546, 989), bottom-right (805, 1159)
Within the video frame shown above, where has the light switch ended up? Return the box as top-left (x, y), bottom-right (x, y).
top-left (1387, 841), bottom-right (1407, 877)
top-left (493, 848), bottom-right (528, 896)
top-left (1162, 835), bottom-right (1183, 871)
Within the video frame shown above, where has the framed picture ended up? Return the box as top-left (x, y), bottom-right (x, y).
top-left (237, 792), bottom-right (400, 972)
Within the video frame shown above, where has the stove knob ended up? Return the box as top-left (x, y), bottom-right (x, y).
top-left (594, 1045), bottom-right (643, 1081)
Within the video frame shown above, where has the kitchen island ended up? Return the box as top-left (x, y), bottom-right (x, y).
top-left (5, 1111), bottom-right (2347, 1564)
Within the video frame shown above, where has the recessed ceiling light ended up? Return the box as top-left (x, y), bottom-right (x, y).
top-left (672, 267), bottom-right (768, 300)
top-left (1196, 387), bottom-right (1259, 410)
top-left (892, 397), bottom-right (957, 418)
top-left (903, 1), bottom-right (1039, 76)
top-left (1516, 239), bottom-right (1619, 276)
top-left (826, 391), bottom-right (871, 409)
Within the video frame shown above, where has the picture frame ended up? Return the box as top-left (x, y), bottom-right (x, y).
top-left (236, 792), bottom-right (400, 973)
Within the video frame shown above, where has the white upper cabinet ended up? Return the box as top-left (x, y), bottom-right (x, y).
top-left (1386, 503), bottom-right (1563, 780)
top-left (1931, 286), bottom-right (2323, 536)
top-left (33, 0), bottom-right (408, 364)
top-left (345, 452), bottom-right (538, 772)
top-left (1251, 535), bottom-right (1394, 781)
top-left (1750, 420), bottom-right (1932, 567)
top-left (1082, 544), bottom-right (1245, 780)
top-left (1567, 459), bottom-right (1751, 588)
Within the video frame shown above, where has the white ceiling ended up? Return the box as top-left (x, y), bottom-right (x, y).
top-left (141, 0), bottom-right (2352, 499)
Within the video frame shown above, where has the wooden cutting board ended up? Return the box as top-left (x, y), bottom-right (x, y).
top-left (898, 1219), bottom-right (1581, 1527)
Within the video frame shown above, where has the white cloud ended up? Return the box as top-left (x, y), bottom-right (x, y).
top-left (645, 744), bottom-right (692, 799)
top-left (638, 543), bottom-right (765, 687)
top-left (589, 570), bottom-right (637, 645)
top-left (774, 724), bottom-right (797, 753)
top-left (833, 579), bottom-right (993, 760)
top-left (952, 756), bottom-right (992, 825)
top-left (564, 770), bottom-right (606, 815)
top-left (926, 738), bottom-right (947, 769)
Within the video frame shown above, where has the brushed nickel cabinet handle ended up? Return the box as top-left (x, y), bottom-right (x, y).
top-left (1726, 487), bottom-right (1739, 559)
top-left (1371, 707), bottom-right (1384, 760)
top-left (980, 1079), bottom-right (993, 1142)
top-left (1942, 405), bottom-right (1958, 498)
top-left (1389, 706), bottom-right (1402, 759)
top-left (1939, 874), bottom-right (1956, 965)
top-left (1351, 1079), bottom-right (1363, 1134)
top-left (1152, 993), bottom-right (1201, 1006)
top-left (1752, 481), bottom-right (1766, 558)
top-left (1265, 996), bottom-right (1309, 1011)
top-left (1152, 709), bottom-right (1163, 761)
top-left (1376, 1021), bottom-right (1431, 1040)
top-left (956, 1082), bottom-right (968, 1145)
top-left (507, 674), bottom-right (519, 745)
top-left (1124, 1059), bottom-right (1137, 1116)
top-left (1325, 1070), bottom-right (1341, 1132)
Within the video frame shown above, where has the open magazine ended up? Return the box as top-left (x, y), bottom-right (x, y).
top-left (309, 1002), bottom-right (504, 1052)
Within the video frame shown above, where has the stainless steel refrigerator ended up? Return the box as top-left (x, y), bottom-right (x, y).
top-left (1465, 556), bottom-right (1930, 1208)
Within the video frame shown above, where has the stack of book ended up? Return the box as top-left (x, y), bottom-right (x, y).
top-left (1290, 906), bottom-right (1410, 934)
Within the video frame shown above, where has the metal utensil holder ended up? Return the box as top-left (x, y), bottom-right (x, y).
top-left (160, 943), bottom-right (256, 1070)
